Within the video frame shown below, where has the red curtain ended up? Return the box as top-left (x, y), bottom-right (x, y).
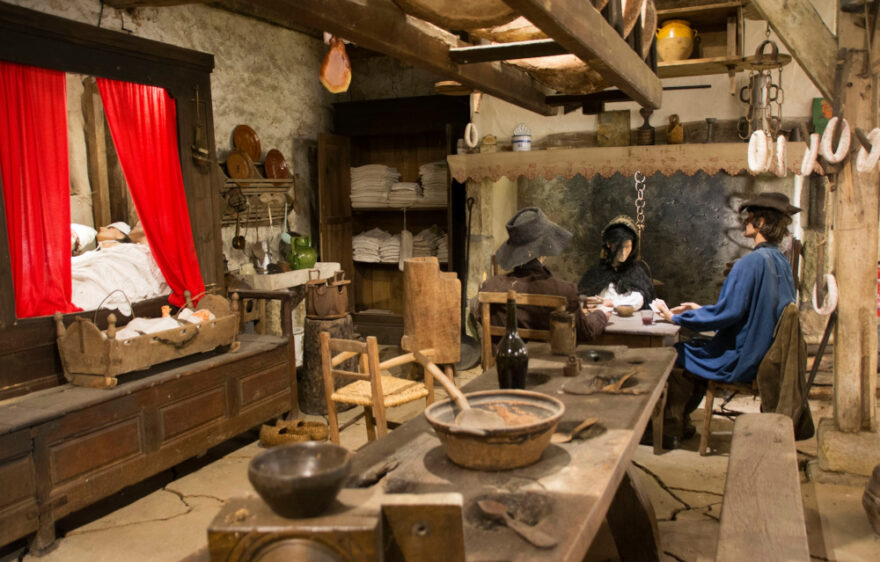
top-left (0, 61), bottom-right (79, 318)
top-left (97, 78), bottom-right (204, 308)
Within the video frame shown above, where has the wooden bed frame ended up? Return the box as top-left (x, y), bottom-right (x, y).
top-left (0, 3), bottom-right (295, 552)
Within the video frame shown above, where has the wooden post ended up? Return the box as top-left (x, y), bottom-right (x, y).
top-left (833, 50), bottom-right (878, 433)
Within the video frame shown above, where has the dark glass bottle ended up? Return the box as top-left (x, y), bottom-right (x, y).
top-left (495, 290), bottom-right (529, 389)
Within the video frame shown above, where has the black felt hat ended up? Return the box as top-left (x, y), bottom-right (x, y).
top-left (739, 192), bottom-right (801, 215)
top-left (495, 207), bottom-right (573, 270)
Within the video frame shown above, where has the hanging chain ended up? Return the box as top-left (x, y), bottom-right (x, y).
top-left (634, 171), bottom-right (647, 233)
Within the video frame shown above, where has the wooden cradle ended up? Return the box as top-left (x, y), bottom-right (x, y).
top-left (54, 293), bottom-right (240, 388)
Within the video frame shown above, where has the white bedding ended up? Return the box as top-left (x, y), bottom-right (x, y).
top-left (71, 243), bottom-right (170, 316)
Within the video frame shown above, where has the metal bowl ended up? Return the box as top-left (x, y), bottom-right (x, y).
top-left (424, 390), bottom-right (565, 471)
top-left (248, 441), bottom-right (351, 519)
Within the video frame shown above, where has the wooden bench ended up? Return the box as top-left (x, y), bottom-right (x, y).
top-left (715, 413), bottom-right (810, 561)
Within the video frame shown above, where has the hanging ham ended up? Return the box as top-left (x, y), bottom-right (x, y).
top-left (320, 36), bottom-right (351, 94)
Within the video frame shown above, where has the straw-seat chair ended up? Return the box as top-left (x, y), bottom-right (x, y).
top-left (320, 332), bottom-right (434, 445)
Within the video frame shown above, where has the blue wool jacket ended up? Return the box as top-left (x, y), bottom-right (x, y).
top-left (672, 243), bottom-right (796, 383)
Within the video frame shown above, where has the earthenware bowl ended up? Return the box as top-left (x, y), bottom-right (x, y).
top-left (615, 305), bottom-right (635, 317)
top-left (248, 441), bottom-right (351, 519)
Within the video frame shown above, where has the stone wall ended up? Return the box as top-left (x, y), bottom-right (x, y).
top-left (12, 0), bottom-right (334, 255)
top-left (519, 172), bottom-right (798, 307)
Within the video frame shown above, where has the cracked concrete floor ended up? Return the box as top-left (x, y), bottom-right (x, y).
top-left (5, 375), bottom-right (880, 561)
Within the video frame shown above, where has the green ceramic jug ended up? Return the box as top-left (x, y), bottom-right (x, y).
top-left (289, 236), bottom-right (317, 270)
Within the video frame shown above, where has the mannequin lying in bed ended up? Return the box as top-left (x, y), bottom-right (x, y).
top-left (70, 221), bottom-right (169, 314)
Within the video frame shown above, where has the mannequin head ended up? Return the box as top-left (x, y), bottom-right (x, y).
top-left (601, 224), bottom-right (638, 269)
top-left (740, 208), bottom-right (791, 245)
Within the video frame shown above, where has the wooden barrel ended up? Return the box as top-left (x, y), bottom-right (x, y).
top-left (300, 314), bottom-right (355, 415)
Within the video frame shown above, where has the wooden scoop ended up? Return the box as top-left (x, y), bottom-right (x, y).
top-left (476, 499), bottom-right (557, 549)
top-left (414, 350), bottom-right (505, 432)
top-left (550, 417), bottom-right (598, 444)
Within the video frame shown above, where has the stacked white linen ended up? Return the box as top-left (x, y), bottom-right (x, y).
top-left (352, 227), bottom-right (389, 262)
top-left (71, 243), bottom-right (170, 316)
top-left (417, 161), bottom-right (448, 207)
top-left (436, 234), bottom-right (448, 263)
top-left (388, 182), bottom-right (419, 207)
top-left (412, 225), bottom-right (445, 259)
top-left (379, 233), bottom-right (401, 262)
top-left (351, 164), bottom-right (399, 208)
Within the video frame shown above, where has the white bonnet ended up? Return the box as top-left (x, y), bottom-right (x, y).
top-left (107, 221), bottom-right (131, 236)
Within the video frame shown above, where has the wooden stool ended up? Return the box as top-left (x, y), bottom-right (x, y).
top-left (301, 314), bottom-right (355, 415)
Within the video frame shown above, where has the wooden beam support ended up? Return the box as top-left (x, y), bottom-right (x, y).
top-left (219, 0), bottom-right (556, 116)
top-left (103, 0), bottom-right (211, 7)
top-left (449, 39), bottom-right (567, 64)
top-left (747, 0), bottom-right (838, 102)
top-left (104, 0), bottom-right (212, 9)
top-left (502, 0), bottom-right (662, 108)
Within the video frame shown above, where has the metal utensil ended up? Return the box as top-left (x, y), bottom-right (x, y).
top-left (232, 213), bottom-right (246, 250)
top-left (414, 351), bottom-right (504, 433)
top-left (476, 499), bottom-right (557, 549)
top-left (550, 417), bottom-right (598, 444)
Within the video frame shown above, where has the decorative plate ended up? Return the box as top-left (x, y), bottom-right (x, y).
top-left (264, 149), bottom-right (291, 179)
top-left (226, 149), bottom-right (255, 179)
top-left (233, 124), bottom-right (262, 162)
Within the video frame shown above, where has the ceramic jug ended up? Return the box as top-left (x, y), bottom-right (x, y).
top-left (666, 114), bottom-right (684, 144)
top-left (656, 19), bottom-right (696, 62)
top-left (289, 236), bottom-right (317, 270)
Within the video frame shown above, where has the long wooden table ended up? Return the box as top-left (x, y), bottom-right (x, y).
top-left (349, 343), bottom-right (677, 561)
top-left (595, 312), bottom-right (680, 348)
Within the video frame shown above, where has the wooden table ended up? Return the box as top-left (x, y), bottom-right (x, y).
top-left (595, 312), bottom-right (680, 348)
top-left (349, 343), bottom-right (677, 561)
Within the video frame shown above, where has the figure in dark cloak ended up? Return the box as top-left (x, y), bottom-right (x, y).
top-left (578, 215), bottom-right (655, 311)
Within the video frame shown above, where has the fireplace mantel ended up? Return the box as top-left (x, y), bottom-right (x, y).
top-left (447, 142), bottom-right (809, 183)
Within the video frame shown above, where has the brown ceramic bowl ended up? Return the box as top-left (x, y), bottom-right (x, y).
top-left (424, 389), bottom-right (564, 471)
top-left (615, 305), bottom-right (635, 317)
top-left (248, 441), bottom-right (351, 519)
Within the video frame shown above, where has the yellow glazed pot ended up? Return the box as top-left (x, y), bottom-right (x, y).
top-left (656, 19), bottom-right (696, 62)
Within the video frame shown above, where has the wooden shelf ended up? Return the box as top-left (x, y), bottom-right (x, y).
top-left (352, 206), bottom-right (448, 212)
top-left (658, 53), bottom-right (792, 78)
top-left (447, 142), bottom-right (808, 183)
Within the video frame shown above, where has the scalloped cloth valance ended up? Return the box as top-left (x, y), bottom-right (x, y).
top-left (447, 142), bottom-right (809, 183)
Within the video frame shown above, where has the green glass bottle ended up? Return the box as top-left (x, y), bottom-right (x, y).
top-left (495, 290), bottom-right (529, 389)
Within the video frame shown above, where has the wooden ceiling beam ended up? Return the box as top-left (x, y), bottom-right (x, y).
top-left (747, 0), bottom-right (837, 101)
top-left (219, 0), bottom-right (555, 116)
top-left (449, 39), bottom-right (568, 64)
top-left (502, 0), bottom-right (662, 108)
top-left (103, 0), bottom-right (211, 7)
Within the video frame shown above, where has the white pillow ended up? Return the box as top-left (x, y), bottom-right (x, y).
top-left (71, 223), bottom-right (98, 254)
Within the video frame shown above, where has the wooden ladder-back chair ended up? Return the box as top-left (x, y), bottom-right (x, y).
top-left (319, 332), bottom-right (435, 445)
top-left (699, 380), bottom-right (759, 456)
top-left (478, 290), bottom-right (567, 371)
top-left (699, 303), bottom-right (807, 456)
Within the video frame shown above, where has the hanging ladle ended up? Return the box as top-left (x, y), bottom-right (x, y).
top-left (413, 350), bottom-right (505, 433)
top-left (232, 213), bottom-right (246, 250)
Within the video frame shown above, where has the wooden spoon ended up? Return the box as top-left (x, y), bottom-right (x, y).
top-left (476, 499), bottom-right (557, 549)
top-left (550, 417), bottom-right (598, 444)
top-left (414, 350), bottom-right (505, 432)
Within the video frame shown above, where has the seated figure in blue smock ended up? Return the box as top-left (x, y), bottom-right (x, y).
top-left (650, 192), bottom-right (800, 448)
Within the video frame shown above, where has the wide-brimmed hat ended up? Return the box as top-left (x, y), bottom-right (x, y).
top-left (739, 192), bottom-right (801, 215)
top-left (495, 207), bottom-right (572, 270)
